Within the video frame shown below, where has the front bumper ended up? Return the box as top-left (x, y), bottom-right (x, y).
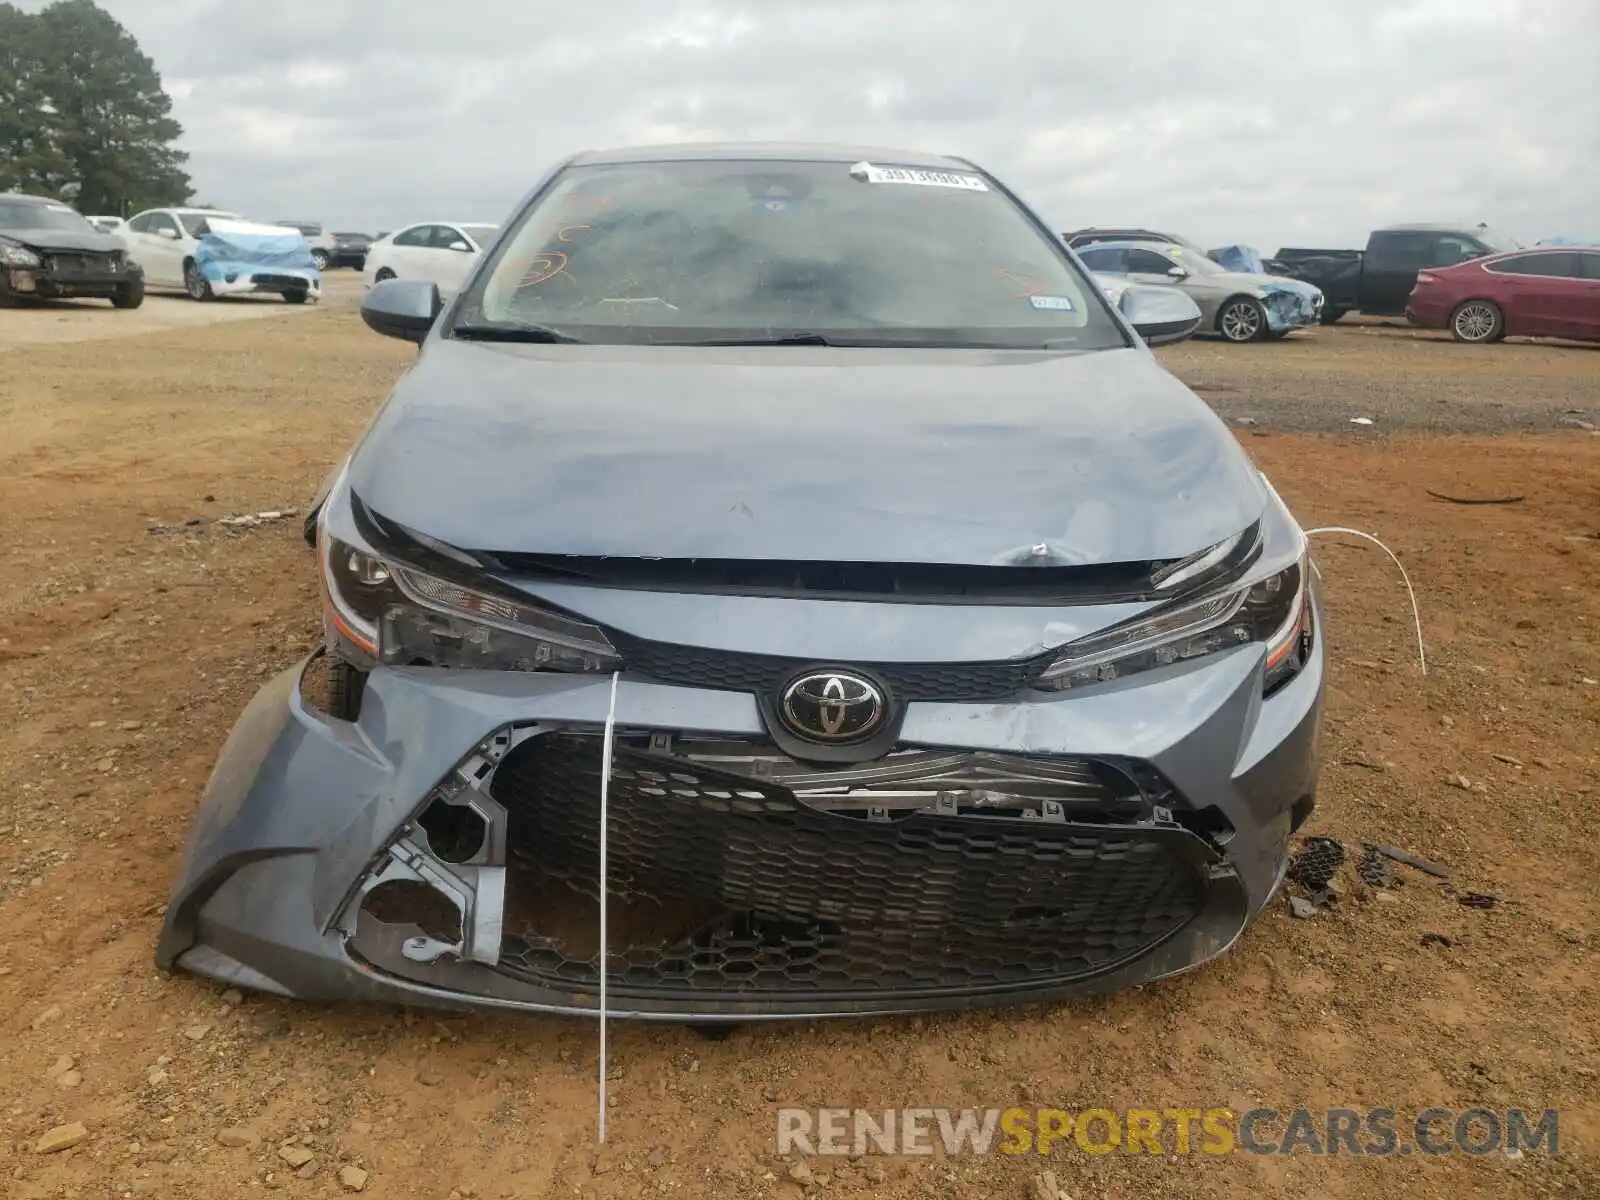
top-left (1262, 284), bottom-right (1324, 332)
top-left (6, 265), bottom-right (140, 299)
top-left (201, 264), bottom-right (321, 298)
top-left (157, 600), bottom-right (1324, 1019)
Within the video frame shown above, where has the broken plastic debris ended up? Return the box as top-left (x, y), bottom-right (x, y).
top-left (1349, 417), bottom-right (1374, 425)
top-left (218, 508), bottom-right (298, 529)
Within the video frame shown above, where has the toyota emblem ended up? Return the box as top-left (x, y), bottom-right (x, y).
top-left (778, 671), bottom-right (886, 744)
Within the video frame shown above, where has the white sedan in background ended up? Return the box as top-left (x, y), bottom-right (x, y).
top-left (121, 206), bottom-right (244, 296)
top-left (361, 221), bottom-right (499, 295)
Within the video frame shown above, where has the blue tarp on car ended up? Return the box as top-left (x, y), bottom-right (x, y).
top-left (193, 220), bottom-right (318, 288)
top-left (1209, 244), bottom-right (1267, 274)
top-left (1259, 277), bottom-right (1322, 330)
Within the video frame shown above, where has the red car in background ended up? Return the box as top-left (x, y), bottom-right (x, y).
top-left (1406, 246), bottom-right (1600, 344)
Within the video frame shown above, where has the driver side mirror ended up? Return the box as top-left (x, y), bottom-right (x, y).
top-left (1166, 265), bottom-right (1188, 280)
top-left (156, 227), bottom-right (180, 240)
top-left (1119, 284), bottom-right (1202, 346)
top-left (448, 241), bottom-right (472, 252)
top-left (361, 278), bottom-right (443, 345)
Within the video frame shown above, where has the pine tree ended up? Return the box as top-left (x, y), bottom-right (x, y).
top-left (2, 0), bottom-right (192, 212)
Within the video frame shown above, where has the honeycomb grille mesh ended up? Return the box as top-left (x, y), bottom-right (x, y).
top-left (607, 629), bottom-right (1052, 700)
top-left (489, 735), bottom-right (1205, 1002)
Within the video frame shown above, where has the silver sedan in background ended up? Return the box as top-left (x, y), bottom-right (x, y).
top-left (1077, 239), bottom-right (1325, 342)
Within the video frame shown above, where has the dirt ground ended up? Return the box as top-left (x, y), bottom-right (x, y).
top-left (0, 283), bottom-right (335, 349)
top-left (0, 294), bottom-right (1596, 1200)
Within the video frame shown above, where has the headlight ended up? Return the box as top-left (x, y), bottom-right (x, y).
top-left (319, 532), bottom-right (619, 674)
top-left (318, 532), bottom-right (403, 662)
top-left (0, 241), bottom-right (42, 268)
top-left (1035, 551), bottom-right (1313, 696)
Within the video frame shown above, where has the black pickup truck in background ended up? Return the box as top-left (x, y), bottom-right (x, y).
top-left (1267, 223), bottom-right (1519, 323)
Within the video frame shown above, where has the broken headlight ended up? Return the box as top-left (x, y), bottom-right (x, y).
top-left (0, 240), bottom-right (42, 268)
top-left (319, 534), bottom-right (619, 673)
top-left (1034, 551), bottom-right (1313, 696)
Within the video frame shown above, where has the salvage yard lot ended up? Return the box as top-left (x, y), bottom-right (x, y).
top-left (0, 298), bottom-right (1596, 1199)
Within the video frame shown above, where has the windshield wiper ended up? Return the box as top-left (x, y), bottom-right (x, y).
top-left (451, 321), bottom-right (584, 344)
top-left (678, 332), bottom-right (840, 347)
top-left (677, 333), bottom-right (1025, 348)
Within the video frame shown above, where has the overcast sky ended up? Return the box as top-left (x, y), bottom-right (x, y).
top-left (24, 0), bottom-right (1600, 249)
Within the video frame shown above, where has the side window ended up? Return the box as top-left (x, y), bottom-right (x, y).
top-left (126, 213), bottom-right (152, 233)
top-left (431, 226), bottom-right (470, 249)
top-left (1127, 248), bottom-right (1177, 275)
top-left (1580, 253), bottom-right (1600, 281)
top-left (1365, 232), bottom-right (1428, 271)
top-left (1077, 246), bottom-right (1127, 273)
top-left (392, 225), bottom-right (432, 247)
top-left (1488, 253), bottom-right (1579, 277)
top-left (1527, 252), bottom-right (1580, 278)
top-left (1427, 236), bottom-right (1482, 267)
top-left (148, 212), bottom-right (179, 237)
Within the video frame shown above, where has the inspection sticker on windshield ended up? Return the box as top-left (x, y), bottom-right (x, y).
top-left (1029, 294), bottom-right (1076, 311)
top-left (849, 161), bottom-right (989, 191)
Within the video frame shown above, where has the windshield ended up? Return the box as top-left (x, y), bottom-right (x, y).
top-left (1473, 226), bottom-right (1520, 254)
top-left (0, 200), bottom-right (96, 233)
top-left (179, 212), bottom-right (240, 236)
top-left (460, 224), bottom-right (498, 247)
top-left (455, 159), bottom-right (1125, 349)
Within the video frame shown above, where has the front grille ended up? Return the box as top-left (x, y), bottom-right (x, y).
top-left (487, 734), bottom-right (1208, 1002)
top-left (253, 273), bottom-right (307, 288)
top-left (46, 252), bottom-right (118, 275)
top-left (609, 628), bottom-right (1053, 701)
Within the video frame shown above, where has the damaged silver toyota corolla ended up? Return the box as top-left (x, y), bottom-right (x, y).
top-left (157, 143), bottom-right (1324, 1019)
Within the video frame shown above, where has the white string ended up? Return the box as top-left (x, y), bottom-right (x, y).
top-left (597, 669), bottom-right (621, 1142)
top-left (1304, 527), bottom-right (1426, 676)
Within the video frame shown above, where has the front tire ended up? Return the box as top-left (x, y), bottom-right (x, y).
top-left (183, 260), bottom-right (215, 302)
top-left (1320, 307), bottom-right (1346, 325)
top-left (327, 655), bottom-right (367, 722)
top-left (310, 249), bottom-right (330, 271)
top-left (283, 288), bottom-right (309, 305)
top-left (111, 278), bottom-right (145, 309)
top-left (1218, 296), bottom-right (1269, 343)
top-left (1450, 300), bottom-right (1504, 343)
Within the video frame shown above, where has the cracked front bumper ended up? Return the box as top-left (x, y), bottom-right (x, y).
top-left (157, 603), bottom-right (1324, 1020)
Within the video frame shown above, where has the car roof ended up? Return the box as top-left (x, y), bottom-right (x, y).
top-left (1481, 244), bottom-right (1600, 257)
top-left (1374, 222), bottom-right (1498, 235)
top-left (567, 141), bottom-right (977, 171)
top-left (0, 192), bottom-right (66, 206)
top-left (1065, 226), bottom-right (1174, 237)
top-left (1073, 239), bottom-right (1180, 252)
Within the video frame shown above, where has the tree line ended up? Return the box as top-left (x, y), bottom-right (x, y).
top-left (1, 0), bottom-right (192, 215)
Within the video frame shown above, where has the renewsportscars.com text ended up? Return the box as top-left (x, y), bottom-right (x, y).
top-left (776, 1106), bottom-right (1559, 1158)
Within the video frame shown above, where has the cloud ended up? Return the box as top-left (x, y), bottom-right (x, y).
top-left (17, 0), bottom-right (1600, 247)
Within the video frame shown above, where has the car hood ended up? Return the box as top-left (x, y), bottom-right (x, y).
top-left (0, 227), bottom-right (127, 253)
top-left (1208, 270), bottom-right (1323, 299)
top-left (348, 341), bottom-right (1268, 567)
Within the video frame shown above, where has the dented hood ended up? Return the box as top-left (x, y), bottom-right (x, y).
top-left (348, 340), bottom-right (1267, 567)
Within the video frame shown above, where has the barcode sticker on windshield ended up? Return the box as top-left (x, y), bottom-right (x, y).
top-left (849, 162), bottom-right (989, 191)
